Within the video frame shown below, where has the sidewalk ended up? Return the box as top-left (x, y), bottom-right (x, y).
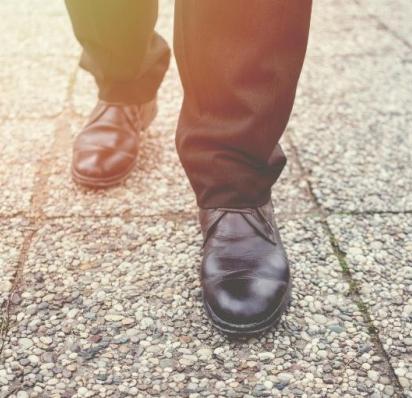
top-left (0, 0), bottom-right (411, 397)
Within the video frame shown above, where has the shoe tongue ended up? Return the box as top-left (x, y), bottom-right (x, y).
top-left (214, 212), bottom-right (257, 238)
top-left (201, 209), bottom-right (277, 246)
top-left (87, 102), bottom-right (140, 132)
top-left (199, 208), bottom-right (277, 246)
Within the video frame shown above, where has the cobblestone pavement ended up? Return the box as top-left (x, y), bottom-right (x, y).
top-left (0, 0), bottom-right (411, 397)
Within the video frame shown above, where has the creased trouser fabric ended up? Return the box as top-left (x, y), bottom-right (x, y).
top-left (65, 0), bottom-right (312, 209)
top-left (65, 0), bottom-right (171, 105)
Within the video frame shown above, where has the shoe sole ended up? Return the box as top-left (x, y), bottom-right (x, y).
top-left (203, 282), bottom-right (292, 337)
top-left (71, 98), bottom-right (157, 189)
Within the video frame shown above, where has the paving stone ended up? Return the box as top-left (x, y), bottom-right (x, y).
top-left (288, 52), bottom-right (412, 212)
top-left (0, 120), bottom-right (55, 216)
top-left (42, 112), bottom-right (196, 217)
top-left (0, 16), bottom-right (80, 57)
top-left (358, 0), bottom-right (412, 46)
top-left (0, 219), bottom-right (26, 305)
top-left (70, 67), bottom-right (98, 118)
top-left (289, 0), bottom-right (412, 214)
top-left (299, 53), bottom-right (412, 118)
top-left (329, 214), bottom-right (412, 396)
top-left (0, 216), bottom-right (397, 397)
top-left (288, 108), bottom-right (412, 212)
top-left (308, 0), bottom-right (410, 57)
top-left (0, 0), bottom-right (67, 16)
top-left (46, 59), bottom-right (314, 218)
top-left (272, 137), bottom-right (317, 217)
top-left (0, 56), bottom-right (77, 119)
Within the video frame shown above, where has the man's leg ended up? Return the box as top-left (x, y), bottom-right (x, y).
top-left (174, 0), bottom-right (312, 335)
top-left (65, 0), bottom-right (170, 187)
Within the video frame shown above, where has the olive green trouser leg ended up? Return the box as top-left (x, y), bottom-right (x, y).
top-left (65, 0), bottom-right (171, 105)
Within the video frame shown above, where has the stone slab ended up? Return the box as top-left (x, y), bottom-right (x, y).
top-left (308, 0), bottom-right (409, 58)
top-left (289, 52), bottom-right (412, 212)
top-left (0, 56), bottom-right (77, 119)
top-left (329, 214), bottom-right (412, 394)
top-left (0, 120), bottom-right (55, 216)
top-left (0, 16), bottom-right (80, 57)
top-left (0, 216), bottom-right (398, 397)
top-left (0, 219), bottom-right (26, 306)
top-left (358, 0), bottom-right (412, 47)
top-left (0, 0), bottom-right (67, 16)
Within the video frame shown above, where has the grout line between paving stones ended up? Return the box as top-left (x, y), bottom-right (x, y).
top-left (285, 132), bottom-right (407, 397)
top-left (2, 208), bottom-right (411, 222)
top-left (325, 226), bottom-right (408, 398)
top-left (0, 226), bottom-right (36, 356)
top-left (352, 0), bottom-right (412, 51)
top-left (0, 209), bottom-right (324, 223)
top-left (331, 210), bottom-right (412, 216)
top-left (0, 112), bottom-right (67, 123)
top-left (0, 64), bottom-right (79, 358)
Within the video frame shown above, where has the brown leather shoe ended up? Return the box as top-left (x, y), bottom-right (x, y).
top-left (200, 200), bottom-right (291, 336)
top-left (71, 98), bottom-right (157, 188)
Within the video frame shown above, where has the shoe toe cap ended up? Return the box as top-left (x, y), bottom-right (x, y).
top-left (204, 277), bottom-right (289, 326)
top-left (72, 147), bottom-right (135, 180)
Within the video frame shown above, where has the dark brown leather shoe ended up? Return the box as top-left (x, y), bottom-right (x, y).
top-left (200, 200), bottom-right (291, 336)
top-left (71, 98), bottom-right (157, 188)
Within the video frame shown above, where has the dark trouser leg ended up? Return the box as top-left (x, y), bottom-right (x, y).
top-left (174, 0), bottom-right (312, 208)
top-left (65, 0), bottom-right (170, 105)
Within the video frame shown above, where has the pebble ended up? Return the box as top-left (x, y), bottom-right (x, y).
top-left (328, 324), bottom-right (345, 333)
top-left (41, 352), bottom-right (56, 363)
top-left (105, 314), bottom-right (123, 322)
top-left (258, 352), bottom-right (275, 362)
top-left (313, 314), bottom-right (328, 324)
top-left (11, 293), bottom-right (22, 305)
top-left (112, 335), bottom-right (129, 344)
top-left (140, 317), bottom-right (154, 329)
top-left (19, 338), bottom-right (33, 349)
top-left (122, 317), bottom-right (135, 326)
top-left (394, 367), bottom-right (406, 377)
top-left (173, 374), bottom-right (186, 382)
top-left (39, 336), bottom-right (52, 345)
top-left (88, 335), bottom-right (102, 343)
top-left (197, 348), bottom-right (212, 361)
top-left (67, 308), bottom-right (79, 319)
top-left (78, 386), bottom-right (89, 396)
top-left (368, 370), bottom-right (379, 382)
top-left (26, 354), bottom-right (38, 364)
top-left (276, 373), bottom-right (292, 385)
top-left (160, 359), bottom-right (175, 368)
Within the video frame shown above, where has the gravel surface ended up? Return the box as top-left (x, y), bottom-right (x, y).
top-left (289, 0), bottom-right (412, 213)
top-left (0, 217), bottom-right (397, 397)
top-left (0, 121), bottom-right (55, 216)
top-left (329, 214), bottom-right (412, 393)
top-left (0, 219), bottom-right (26, 305)
top-left (0, 0), bottom-right (410, 396)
